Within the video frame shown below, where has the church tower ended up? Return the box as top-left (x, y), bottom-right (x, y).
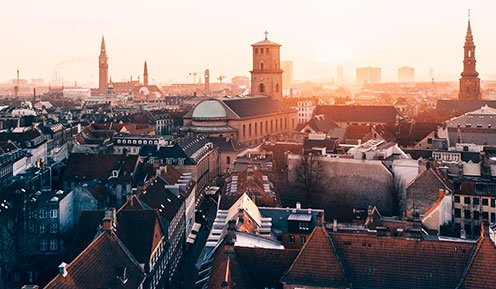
top-left (250, 31), bottom-right (283, 99)
top-left (143, 61), bottom-right (149, 86)
top-left (459, 12), bottom-right (481, 100)
top-left (99, 36), bottom-right (109, 92)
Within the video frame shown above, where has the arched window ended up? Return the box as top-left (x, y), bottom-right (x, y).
top-left (254, 122), bottom-right (258, 136)
top-left (260, 62), bottom-right (265, 70)
top-left (275, 83), bottom-right (279, 92)
top-left (249, 123), bottom-right (252, 137)
top-left (259, 83), bottom-right (265, 93)
top-left (243, 125), bottom-right (246, 138)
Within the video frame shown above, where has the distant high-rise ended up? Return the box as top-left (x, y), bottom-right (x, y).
top-left (397, 66), bottom-right (415, 82)
top-left (459, 12), bottom-right (481, 100)
top-left (282, 61), bottom-right (293, 88)
top-left (250, 31), bottom-right (283, 99)
top-left (356, 66), bottom-right (381, 84)
top-left (143, 61), bottom-right (149, 86)
top-left (98, 36), bottom-right (109, 91)
top-left (337, 65), bottom-right (344, 86)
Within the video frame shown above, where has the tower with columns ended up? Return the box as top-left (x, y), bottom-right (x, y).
top-left (99, 36), bottom-right (109, 91)
top-left (459, 11), bottom-right (481, 100)
top-left (250, 31), bottom-right (283, 99)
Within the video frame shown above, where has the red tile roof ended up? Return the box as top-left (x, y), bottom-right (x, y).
top-left (460, 237), bottom-right (496, 288)
top-left (45, 231), bottom-right (145, 289)
top-left (281, 227), bottom-right (349, 288)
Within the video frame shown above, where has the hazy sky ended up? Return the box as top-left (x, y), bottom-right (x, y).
top-left (1, 0), bottom-right (495, 85)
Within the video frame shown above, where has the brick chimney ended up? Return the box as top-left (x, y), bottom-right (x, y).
top-left (225, 219), bottom-right (237, 255)
top-left (58, 262), bottom-right (68, 277)
top-left (102, 208), bottom-right (116, 231)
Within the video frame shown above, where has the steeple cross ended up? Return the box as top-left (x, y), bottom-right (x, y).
top-left (264, 30), bottom-right (268, 40)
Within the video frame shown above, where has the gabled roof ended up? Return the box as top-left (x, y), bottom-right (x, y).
top-left (459, 237), bottom-right (496, 288)
top-left (139, 177), bottom-right (184, 222)
top-left (64, 153), bottom-right (139, 183)
top-left (281, 227), bottom-right (349, 288)
top-left (45, 231), bottom-right (145, 289)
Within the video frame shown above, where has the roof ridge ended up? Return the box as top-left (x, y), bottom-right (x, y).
top-left (456, 236), bottom-right (485, 289)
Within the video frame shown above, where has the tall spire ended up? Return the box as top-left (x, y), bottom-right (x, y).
top-left (466, 9), bottom-right (472, 37)
top-left (143, 60), bottom-right (149, 86)
top-left (100, 35), bottom-right (106, 52)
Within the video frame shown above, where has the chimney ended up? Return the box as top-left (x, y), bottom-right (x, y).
top-left (296, 202), bottom-right (301, 210)
top-left (225, 219), bottom-right (237, 254)
top-left (58, 262), bottom-right (68, 277)
top-left (102, 208), bottom-right (116, 231)
top-left (316, 212), bottom-right (324, 227)
top-left (333, 219), bottom-right (338, 232)
top-left (438, 189), bottom-right (445, 199)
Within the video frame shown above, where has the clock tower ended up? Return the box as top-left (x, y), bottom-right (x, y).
top-left (459, 12), bottom-right (481, 100)
top-left (99, 36), bottom-right (109, 92)
top-left (250, 31), bottom-right (283, 99)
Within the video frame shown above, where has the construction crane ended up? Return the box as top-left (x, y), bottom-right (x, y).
top-left (189, 72), bottom-right (202, 84)
top-left (217, 76), bottom-right (227, 83)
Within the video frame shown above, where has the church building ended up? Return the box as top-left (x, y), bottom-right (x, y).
top-left (459, 13), bottom-right (481, 100)
top-left (183, 33), bottom-right (297, 146)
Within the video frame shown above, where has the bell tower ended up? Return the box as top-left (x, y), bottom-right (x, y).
top-left (99, 36), bottom-right (109, 92)
top-left (459, 11), bottom-right (481, 100)
top-left (250, 31), bottom-right (283, 99)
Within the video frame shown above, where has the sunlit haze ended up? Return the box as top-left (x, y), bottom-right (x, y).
top-left (1, 0), bottom-right (495, 84)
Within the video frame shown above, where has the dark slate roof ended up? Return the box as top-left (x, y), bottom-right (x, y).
top-left (313, 105), bottom-right (398, 123)
top-left (398, 122), bottom-right (439, 147)
top-left (208, 136), bottom-right (247, 153)
top-left (437, 99), bottom-right (496, 118)
top-left (64, 153), bottom-right (139, 182)
top-left (45, 231), bottom-right (145, 289)
top-left (139, 177), bottom-right (184, 222)
top-left (222, 96), bottom-right (293, 119)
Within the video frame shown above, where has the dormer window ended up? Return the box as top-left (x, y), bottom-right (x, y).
top-left (112, 170), bottom-right (119, 178)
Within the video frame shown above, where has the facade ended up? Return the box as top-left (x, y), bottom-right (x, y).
top-left (459, 16), bottom-right (481, 100)
top-left (281, 60), bottom-right (293, 88)
top-left (183, 96), bottom-right (297, 146)
top-left (250, 32), bottom-right (283, 99)
top-left (356, 66), bottom-right (381, 84)
top-left (397, 66), bottom-right (414, 83)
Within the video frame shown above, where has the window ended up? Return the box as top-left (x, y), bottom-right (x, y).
top-left (454, 196), bottom-right (460, 203)
top-left (50, 209), bottom-right (57, 218)
top-left (255, 48), bottom-right (258, 54)
top-left (474, 211), bottom-right (480, 220)
top-left (50, 239), bottom-right (58, 251)
top-left (367, 267), bottom-right (373, 273)
top-left (29, 223), bottom-right (36, 233)
top-left (226, 156), bottom-right (231, 164)
top-left (50, 223), bottom-right (58, 233)
top-left (265, 48), bottom-right (269, 54)
top-left (483, 212), bottom-right (489, 221)
top-left (483, 198), bottom-right (489, 206)
top-left (275, 83), bottom-right (279, 93)
top-left (249, 123), bottom-right (252, 137)
top-left (300, 236), bottom-right (306, 245)
top-left (243, 125), bottom-right (246, 138)
top-left (455, 208), bottom-right (461, 218)
top-left (492, 199), bottom-right (495, 208)
top-left (299, 222), bottom-right (310, 231)
top-left (40, 239), bottom-right (47, 251)
top-left (473, 198), bottom-right (480, 205)
top-left (39, 210), bottom-right (47, 219)
top-left (259, 83), bottom-right (265, 93)
top-left (464, 210), bottom-right (471, 219)
top-left (464, 197), bottom-right (471, 205)
top-left (260, 62), bottom-right (265, 70)
top-left (39, 224), bottom-right (47, 234)
top-left (491, 212), bottom-right (495, 222)
top-left (288, 235), bottom-right (295, 244)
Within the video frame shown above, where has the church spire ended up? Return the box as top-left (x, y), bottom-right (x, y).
top-left (143, 60), bottom-right (148, 86)
top-left (459, 10), bottom-right (481, 100)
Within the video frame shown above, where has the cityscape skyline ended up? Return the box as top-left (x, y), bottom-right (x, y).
top-left (3, 1), bottom-right (496, 84)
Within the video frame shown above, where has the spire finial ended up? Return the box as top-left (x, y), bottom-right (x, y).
top-left (466, 9), bottom-right (472, 36)
top-left (264, 30), bottom-right (268, 40)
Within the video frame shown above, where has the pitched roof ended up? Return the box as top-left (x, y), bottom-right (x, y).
top-left (222, 96), bottom-right (293, 119)
top-left (460, 237), bottom-right (496, 288)
top-left (282, 227), bottom-right (348, 288)
top-left (64, 153), bottom-right (139, 183)
top-left (45, 231), bottom-right (145, 289)
top-left (208, 136), bottom-right (247, 153)
top-left (331, 232), bottom-right (476, 289)
top-left (139, 177), bottom-right (184, 222)
top-left (314, 105), bottom-right (398, 123)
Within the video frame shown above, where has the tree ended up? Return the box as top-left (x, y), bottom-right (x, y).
top-left (293, 153), bottom-right (326, 206)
